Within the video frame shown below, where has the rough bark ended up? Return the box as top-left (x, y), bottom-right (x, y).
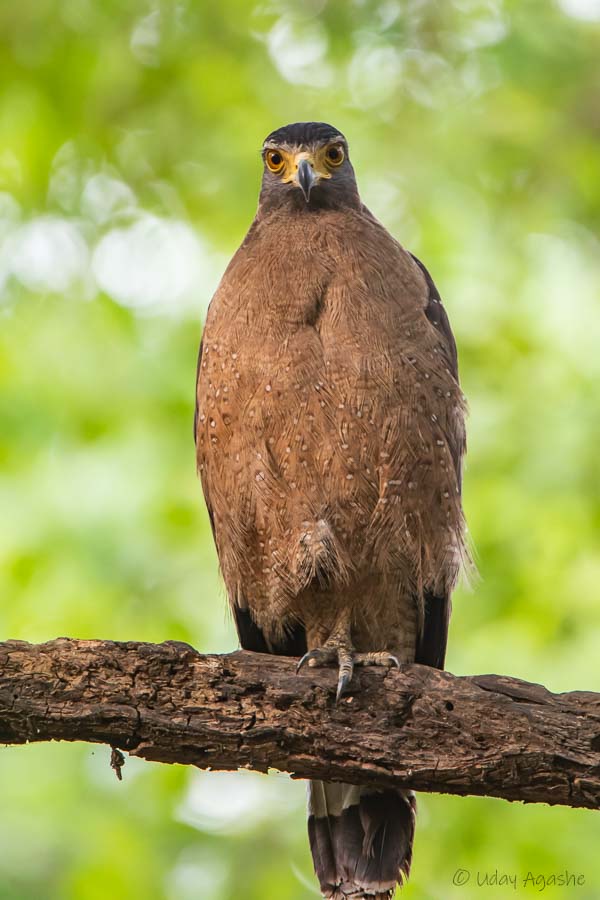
top-left (0, 638), bottom-right (598, 809)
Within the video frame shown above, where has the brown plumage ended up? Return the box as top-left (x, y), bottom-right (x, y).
top-left (195, 121), bottom-right (467, 898)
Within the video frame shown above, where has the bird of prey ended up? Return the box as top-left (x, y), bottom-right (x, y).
top-left (195, 121), bottom-right (467, 899)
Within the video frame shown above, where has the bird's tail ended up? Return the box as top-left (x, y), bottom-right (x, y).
top-left (307, 781), bottom-right (415, 899)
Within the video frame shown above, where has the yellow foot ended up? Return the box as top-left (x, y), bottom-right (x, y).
top-left (296, 645), bottom-right (399, 702)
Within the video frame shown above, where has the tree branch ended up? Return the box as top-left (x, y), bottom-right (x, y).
top-left (0, 638), bottom-right (598, 809)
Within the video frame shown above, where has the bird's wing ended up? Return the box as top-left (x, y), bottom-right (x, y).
top-left (194, 333), bottom-right (307, 657)
top-left (411, 254), bottom-right (458, 376)
top-left (410, 254), bottom-right (463, 669)
top-left (194, 336), bottom-right (217, 546)
top-left (410, 252), bottom-right (464, 491)
top-left (193, 336), bottom-right (204, 446)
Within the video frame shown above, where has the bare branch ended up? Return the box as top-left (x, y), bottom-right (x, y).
top-left (0, 638), bottom-right (598, 809)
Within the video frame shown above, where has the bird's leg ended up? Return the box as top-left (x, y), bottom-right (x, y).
top-left (296, 614), bottom-right (399, 702)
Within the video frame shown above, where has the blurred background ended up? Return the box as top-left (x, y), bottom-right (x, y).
top-left (0, 0), bottom-right (599, 897)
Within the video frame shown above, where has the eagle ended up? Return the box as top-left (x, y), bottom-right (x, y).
top-left (195, 121), bottom-right (467, 899)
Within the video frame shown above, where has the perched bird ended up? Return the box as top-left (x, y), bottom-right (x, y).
top-left (195, 121), bottom-right (467, 899)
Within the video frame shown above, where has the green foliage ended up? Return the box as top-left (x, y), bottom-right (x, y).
top-left (0, 1), bottom-right (599, 897)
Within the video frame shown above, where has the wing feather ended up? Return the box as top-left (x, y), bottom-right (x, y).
top-left (409, 255), bottom-right (462, 669)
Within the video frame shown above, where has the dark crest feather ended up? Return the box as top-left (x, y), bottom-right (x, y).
top-left (264, 121), bottom-right (346, 148)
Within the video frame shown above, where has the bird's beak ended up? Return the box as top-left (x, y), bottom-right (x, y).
top-left (295, 156), bottom-right (317, 202)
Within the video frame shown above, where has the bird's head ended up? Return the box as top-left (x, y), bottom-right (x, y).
top-left (258, 121), bottom-right (360, 213)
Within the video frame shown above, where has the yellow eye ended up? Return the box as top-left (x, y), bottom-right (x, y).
top-left (325, 144), bottom-right (344, 167)
top-left (266, 149), bottom-right (285, 173)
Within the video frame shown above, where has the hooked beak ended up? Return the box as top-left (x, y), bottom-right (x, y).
top-left (296, 157), bottom-right (317, 202)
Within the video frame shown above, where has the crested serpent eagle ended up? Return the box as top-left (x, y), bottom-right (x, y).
top-left (195, 121), bottom-right (468, 899)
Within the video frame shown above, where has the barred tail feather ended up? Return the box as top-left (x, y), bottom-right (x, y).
top-left (307, 781), bottom-right (415, 899)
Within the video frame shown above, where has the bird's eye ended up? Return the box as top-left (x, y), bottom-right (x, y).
top-left (266, 150), bottom-right (284, 173)
top-left (325, 144), bottom-right (344, 167)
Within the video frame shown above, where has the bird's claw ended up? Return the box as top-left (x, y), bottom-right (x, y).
top-left (297, 646), bottom-right (399, 702)
top-left (336, 662), bottom-right (353, 702)
top-left (354, 651), bottom-right (400, 670)
top-left (296, 648), bottom-right (337, 673)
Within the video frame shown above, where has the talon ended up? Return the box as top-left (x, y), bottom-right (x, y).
top-left (336, 669), bottom-right (353, 702)
top-left (336, 674), bottom-right (350, 702)
top-left (296, 650), bottom-right (315, 673)
top-left (336, 652), bottom-right (354, 702)
top-left (296, 648), bottom-right (333, 673)
top-left (354, 651), bottom-right (401, 669)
